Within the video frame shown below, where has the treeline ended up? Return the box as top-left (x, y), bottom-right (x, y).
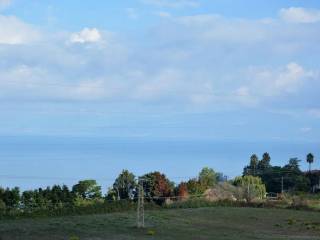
top-left (243, 152), bottom-right (319, 193)
top-left (0, 152), bottom-right (318, 217)
top-left (0, 168), bottom-right (227, 216)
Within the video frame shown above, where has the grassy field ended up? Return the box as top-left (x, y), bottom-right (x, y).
top-left (0, 207), bottom-right (319, 240)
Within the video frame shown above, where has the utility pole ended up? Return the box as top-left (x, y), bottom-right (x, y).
top-left (281, 176), bottom-right (284, 194)
top-left (137, 178), bottom-right (145, 228)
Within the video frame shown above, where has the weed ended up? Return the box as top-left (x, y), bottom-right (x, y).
top-left (287, 218), bottom-right (296, 225)
top-left (147, 229), bottom-right (156, 236)
top-left (69, 235), bottom-right (80, 240)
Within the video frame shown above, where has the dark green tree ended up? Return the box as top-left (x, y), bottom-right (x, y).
top-left (307, 153), bottom-right (314, 172)
top-left (284, 158), bottom-right (301, 173)
top-left (282, 158), bottom-right (309, 192)
top-left (112, 170), bottom-right (136, 200)
top-left (243, 154), bottom-right (259, 176)
top-left (72, 180), bottom-right (102, 200)
top-left (258, 152), bottom-right (271, 171)
top-left (2, 187), bottom-right (20, 208)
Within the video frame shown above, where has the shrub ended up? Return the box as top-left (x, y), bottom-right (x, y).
top-left (204, 182), bottom-right (237, 201)
top-left (147, 229), bottom-right (156, 236)
top-left (290, 196), bottom-right (309, 210)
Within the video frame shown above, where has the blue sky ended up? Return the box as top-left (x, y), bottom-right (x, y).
top-left (0, 0), bottom-right (320, 187)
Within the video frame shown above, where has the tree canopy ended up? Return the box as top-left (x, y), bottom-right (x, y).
top-left (72, 180), bottom-right (102, 200)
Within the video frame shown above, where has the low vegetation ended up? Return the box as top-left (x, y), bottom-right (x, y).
top-left (0, 207), bottom-right (319, 240)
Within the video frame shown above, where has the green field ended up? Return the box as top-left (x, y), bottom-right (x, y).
top-left (0, 207), bottom-right (319, 240)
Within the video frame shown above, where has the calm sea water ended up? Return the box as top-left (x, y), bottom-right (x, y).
top-left (0, 136), bottom-right (318, 191)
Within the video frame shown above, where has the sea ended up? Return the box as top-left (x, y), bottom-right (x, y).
top-left (0, 135), bottom-right (318, 191)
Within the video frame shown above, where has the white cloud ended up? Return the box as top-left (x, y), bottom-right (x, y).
top-left (0, 15), bottom-right (40, 44)
top-left (0, 64), bottom-right (116, 101)
top-left (141, 0), bottom-right (199, 8)
top-left (248, 62), bottom-right (313, 96)
top-left (70, 28), bottom-right (102, 43)
top-left (274, 62), bottom-right (306, 91)
top-left (280, 7), bottom-right (320, 23)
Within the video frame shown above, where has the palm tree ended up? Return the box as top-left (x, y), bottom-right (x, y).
top-left (306, 153), bottom-right (314, 172)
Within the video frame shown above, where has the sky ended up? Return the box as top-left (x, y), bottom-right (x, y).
top-left (0, 0), bottom-right (320, 188)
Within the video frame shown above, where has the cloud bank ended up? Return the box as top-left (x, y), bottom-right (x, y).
top-left (0, 7), bottom-right (319, 115)
top-left (280, 7), bottom-right (320, 23)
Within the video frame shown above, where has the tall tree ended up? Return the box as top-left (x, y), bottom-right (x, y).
top-left (112, 170), bottom-right (136, 200)
top-left (248, 154), bottom-right (259, 176)
top-left (307, 153), bottom-right (314, 172)
top-left (259, 152), bottom-right (271, 170)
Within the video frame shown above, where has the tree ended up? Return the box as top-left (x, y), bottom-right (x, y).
top-left (140, 172), bottom-right (173, 204)
top-left (233, 175), bottom-right (266, 202)
top-left (259, 166), bottom-right (282, 193)
top-left (258, 152), bottom-right (271, 170)
top-left (307, 153), bottom-right (314, 172)
top-left (250, 154), bottom-right (259, 176)
top-left (50, 185), bottom-right (63, 204)
top-left (175, 182), bottom-right (189, 200)
top-left (198, 167), bottom-right (218, 188)
top-left (243, 154), bottom-right (259, 176)
top-left (242, 154), bottom-right (313, 194)
top-left (284, 158), bottom-right (301, 173)
top-left (186, 178), bottom-right (205, 195)
top-left (112, 170), bottom-right (136, 200)
top-left (2, 187), bottom-right (20, 208)
top-left (282, 158), bottom-right (310, 192)
top-left (21, 190), bottom-right (36, 208)
top-left (61, 185), bottom-right (74, 203)
top-left (72, 180), bottom-right (102, 200)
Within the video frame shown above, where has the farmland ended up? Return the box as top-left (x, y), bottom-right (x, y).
top-left (0, 207), bottom-right (319, 240)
